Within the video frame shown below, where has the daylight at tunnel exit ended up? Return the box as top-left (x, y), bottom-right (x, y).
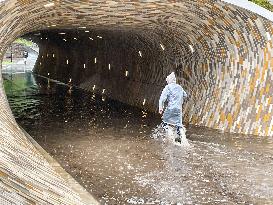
top-left (1, 0), bottom-right (273, 204)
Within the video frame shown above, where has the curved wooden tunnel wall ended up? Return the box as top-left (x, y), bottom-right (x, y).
top-left (0, 0), bottom-right (273, 203)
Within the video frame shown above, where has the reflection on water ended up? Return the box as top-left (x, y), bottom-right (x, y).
top-left (3, 72), bottom-right (273, 205)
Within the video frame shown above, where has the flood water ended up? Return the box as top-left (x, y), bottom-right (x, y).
top-left (3, 72), bottom-right (273, 205)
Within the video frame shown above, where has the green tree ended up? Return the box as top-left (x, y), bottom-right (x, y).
top-left (249, 0), bottom-right (273, 11)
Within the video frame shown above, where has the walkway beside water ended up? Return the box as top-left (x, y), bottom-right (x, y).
top-left (2, 47), bottom-right (38, 74)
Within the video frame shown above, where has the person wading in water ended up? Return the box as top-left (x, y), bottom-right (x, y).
top-left (159, 72), bottom-right (189, 145)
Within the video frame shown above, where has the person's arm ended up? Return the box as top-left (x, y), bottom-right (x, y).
top-left (159, 86), bottom-right (169, 114)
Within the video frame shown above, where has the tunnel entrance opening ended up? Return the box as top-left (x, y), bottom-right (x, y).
top-left (1, 38), bottom-right (39, 74)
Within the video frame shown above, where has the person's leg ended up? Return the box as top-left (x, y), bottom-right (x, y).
top-left (162, 122), bottom-right (168, 132)
top-left (175, 126), bottom-right (181, 143)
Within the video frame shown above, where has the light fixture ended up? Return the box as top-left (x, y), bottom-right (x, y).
top-left (83, 64), bottom-right (86, 68)
top-left (125, 70), bottom-right (129, 77)
top-left (108, 64), bottom-right (111, 70)
top-left (59, 32), bottom-right (66, 35)
top-left (102, 89), bottom-right (106, 94)
top-left (85, 31), bottom-right (90, 33)
top-left (89, 37), bottom-right (94, 40)
top-left (266, 32), bottom-right (271, 41)
top-left (142, 99), bottom-right (146, 106)
top-left (52, 53), bottom-right (55, 57)
top-left (51, 24), bottom-right (56, 27)
top-left (97, 36), bottom-right (102, 39)
top-left (63, 39), bottom-right (67, 42)
top-left (74, 37), bottom-right (77, 40)
top-left (79, 26), bottom-right (86, 29)
top-left (160, 43), bottom-right (165, 51)
top-left (44, 2), bottom-right (55, 8)
top-left (47, 73), bottom-right (50, 76)
top-left (139, 51), bottom-right (142, 57)
top-left (69, 78), bottom-right (72, 83)
top-left (94, 58), bottom-right (97, 63)
top-left (66, 59), bottom-right (69, 64)
top-left (92, 85), bottom-right (96, 90)
top-left (189, 45), bottom-right (194, 53)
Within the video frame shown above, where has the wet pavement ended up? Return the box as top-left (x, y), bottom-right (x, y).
top-left (3, 72), bottom-right (273, 205)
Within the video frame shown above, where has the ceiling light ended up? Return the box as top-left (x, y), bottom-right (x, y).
top-left (266, 32), bottom-right (271, 41)
top-left (160, 43), bottom-right (165, 50)
top-left (189, 45), bottom-right (194, 53)
top-left (142, 99), bottom-right (146, 106)
top-left (44, 2), bottom-right (55, 8)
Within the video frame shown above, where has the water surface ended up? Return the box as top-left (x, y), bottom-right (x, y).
top-left (4, 72), bottom-right (273, 205)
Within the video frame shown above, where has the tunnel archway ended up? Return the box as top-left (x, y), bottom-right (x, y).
top-left (0, 0), bottom-right (273, 203)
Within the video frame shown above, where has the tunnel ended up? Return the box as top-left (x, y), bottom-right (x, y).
top-left (0, 0), bottom-right (273, 204)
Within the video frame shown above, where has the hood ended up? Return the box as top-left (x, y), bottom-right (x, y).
top-left (166, 72), bottom-right (176, 84)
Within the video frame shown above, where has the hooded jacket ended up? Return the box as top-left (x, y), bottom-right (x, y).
top-left (159, 72), bottom-right (187, 126)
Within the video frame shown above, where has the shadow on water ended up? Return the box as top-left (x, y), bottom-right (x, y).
top-left (3, 72), bottom-right (273, 205)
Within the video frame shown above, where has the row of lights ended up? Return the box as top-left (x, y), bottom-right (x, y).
top-left (39, 37), bottom-right (195, 55)
top-left (38, 33), bottom-right (197, 56)
top-left (44, 74), bottom-right (122, 103)
top-left (56, 33), bottom-right (182, 56)
top-left (46, 73), bottom-right (145, 107)
top-left (44, 2), bottom-right (55, 8)
top-left (42, 54), bottom-right (129, 76)
top-left (43, 2), bottom-right (196, 53)
top-left (61, 36), bottom-right (102, 42)
top-left (90, 85), bottom-right (146, 105)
